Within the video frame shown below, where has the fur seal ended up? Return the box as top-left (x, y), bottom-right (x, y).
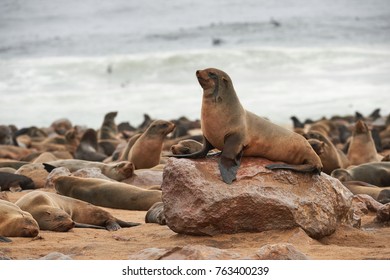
top-left (75, 128), bottom-right (107, 161)
top-left (331, 162), bottom-right (390, 187)
top-left (347, 120), bottom-right (382, 165)
top-left (15, 191), bottom-right (140, 231)
top-left (123, 120), bottom-right (175, 169)
top-left (170, 139), bottom-right (203, 155)
top-left (305, 131), bottom-right (350, 174)
top-left (54, 176), bottom-right (162, 210)
top-left (171, 68), bottom-right (322, 184)
top-left (0, 172), bottom-right (35, 191)
top-left (342, 181), bottom-right (390, 204)
top-left (43, 159), bottom-right (134, 181)
top-left (98, 111), bottom-right (118, 140)
top-left (145, 202), bottom-right (166, 225)
top-left (0, 200), bottom-right (39, 238)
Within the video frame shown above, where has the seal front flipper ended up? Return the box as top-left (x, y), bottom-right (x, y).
top-left (265, 163), bottom-right (322, 175)
top-left (219, 133), bottom-right (244, 184)
top-left (169, 137), bottom-right (214, 159)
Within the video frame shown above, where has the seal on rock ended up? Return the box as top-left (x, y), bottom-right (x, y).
top-left (15, 191), bottom-right (140, 231)
top-left (0, 200), bottom-right (39, 239)
top-left (171, 68), bottom-right (322, 183)
top-left (54, 176), bottom-right (162, 210)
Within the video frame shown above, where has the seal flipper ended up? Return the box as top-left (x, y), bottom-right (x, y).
top-left (42, 163), bottom-right (57, 173)
top-left (116, 220), bottom-right (141, 228)
top-left (219, 133), bottom-right (244, 184)
top-left (265, 163), bottom-right (321, 175)
top-left (0, 236), bottom-right (12, 242)
top-left (169, 136), bottom-right (214, 159)
top-left (74, 222), bottom-right (106, 230)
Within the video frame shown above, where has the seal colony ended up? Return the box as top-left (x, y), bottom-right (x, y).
top-left (0, 67), bottom-right (389, 257)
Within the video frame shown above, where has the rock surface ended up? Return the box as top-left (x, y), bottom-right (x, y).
top-left (162, 157), bottom-right (353, 239)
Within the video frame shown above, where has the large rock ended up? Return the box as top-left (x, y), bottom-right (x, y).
top-left (162, 157), bottom-right (353, 239)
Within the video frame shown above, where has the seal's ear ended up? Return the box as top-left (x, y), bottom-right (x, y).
top-left (222, 76), bottom-right (229, 88)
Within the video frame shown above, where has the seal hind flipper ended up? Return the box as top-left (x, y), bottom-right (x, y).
top-left (42, 163), bottom-right (57, 173)
top-left (169, 137), bottom-right (214, 159)
top-left (0, 236), bottom-right (12, 242)
top-left (74, 222), bottom-right (106, 230)
top-left (265, 163), bottom-right (321, 175)
top-left (218, 133), bottom-right (244, 184)
top-left (116, 220), bottom-right (141, 228)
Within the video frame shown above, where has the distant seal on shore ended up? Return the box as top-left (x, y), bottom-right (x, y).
top-left (75, 129), bottom-right (107, 161)
top-left (171, 68), bottom-right (322, 184)
top-left (342, 181), bottom-right (390, 204)
top-left (0, 200), bottom-right (39, 239)
top-left (170, 139), bottom-right (203, 155)
top-left (43, 159), bottom-right (134, 181)
top-left (331, 162), bottom-right (390, 187)
top-left (0, 172), bottom-right (35, 191)
top-left (98, 111), bottom-right (118, 140)
top-left (347, 120), bottom-right (382, 165)
top-left (54, 176), bottom-right (162, 210)
top-left (305, 131), bottom-right (350, 174)
top-left (123, 120), bottom-right (175, 169)
top-left (15, 191), bottom-right (140, 231)
top-left (145, 202), bottom-right (166, 225)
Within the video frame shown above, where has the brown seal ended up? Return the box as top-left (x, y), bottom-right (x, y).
top-left (342, 181), bottom-right (390, 204)
top-left (15, 191), bottom-right (140, 231)
top-left (305, 131), bottom-right (350, 174)
top-left (145, 202), bottom-right (166, 225)
top-left (98, 111), bottom-right (118, 140)
top-left (43, 159), bottom-right (134, 181)
top-left (54, 176), bottom-right (162, 210)
top-left (347, 120), bottom-right (382, 165)
top-left (0, 199), bottom-right (39, 239)
top-left (331, 162), bottom-right (390, 187)
top-left (171, 68), bottom-right (322, 183)
top-left (123, 120), bottom-right (175, 169)
top-left (170, 139), bottom-right (203, 155)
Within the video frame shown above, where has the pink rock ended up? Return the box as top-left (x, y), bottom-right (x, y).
top-left (162, 157), bottom-right (353, 239)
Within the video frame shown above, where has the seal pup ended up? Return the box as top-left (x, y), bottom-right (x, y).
top-left (43, 159), bottom-right (134, 181)
top-left (0, 172), bottom-right (35, 191)
top-left (170, 68), bottom-right (322, 184)
top-left (145, 202), bottom-right (166, 225)
top-left (305, 131), bottom-right (350, 174)
top-left (15, 191), bottom-right (140, 231)
top-left (54, 176), bottom-right (162, 210)
top-left (0, 200), bottom-right (39, 238)
top-left (331, 162), bottom-right (390, 187)
top-left (347, 120), bottom-right (382, 165)
top-left (170, 139), bottom-right (203, 155)
top-left (124, 120), bottom-right (175, 169)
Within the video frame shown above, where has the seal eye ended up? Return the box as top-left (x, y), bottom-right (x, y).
top-left (208, 72), bottom-right (218, 79)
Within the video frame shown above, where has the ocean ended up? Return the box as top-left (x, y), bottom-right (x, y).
top-left (0, 0), bottom-right (389, 129)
